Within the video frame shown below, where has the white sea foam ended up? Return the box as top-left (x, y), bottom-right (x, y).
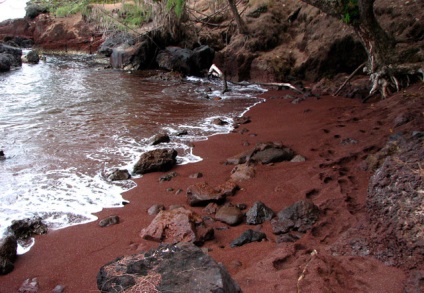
top-left (0, 69), bottom-right (267, 251)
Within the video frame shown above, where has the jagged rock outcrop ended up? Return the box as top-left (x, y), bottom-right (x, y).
top-left (97, 242), bottom-right (242, 292)
top-left (367, 132), bottom-right (424, 270)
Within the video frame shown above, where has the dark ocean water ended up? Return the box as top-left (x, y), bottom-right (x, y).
top-left (0, 53), bottom-right (265, 249)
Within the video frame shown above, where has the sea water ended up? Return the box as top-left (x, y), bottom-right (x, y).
top-left (0, 53), bottom-right (265, 251)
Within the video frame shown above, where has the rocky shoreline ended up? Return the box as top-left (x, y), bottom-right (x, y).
top-left (1, 0), bottom-right (423, 291)
top-left (1, 82), bottom-right (423, 291)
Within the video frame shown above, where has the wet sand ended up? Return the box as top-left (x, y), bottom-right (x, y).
top-left (2, 86), bottom-right (418, 292)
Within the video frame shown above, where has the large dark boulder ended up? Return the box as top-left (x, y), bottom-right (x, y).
top-left (23, 50), bottom-right (40, 64)
top-left (25, 4), bottom-right (49, 20)
top-left (0, 44), bottom-right (22, 71)
top-left (156, 45), bottom-right (215, 76)
top-left (97, 242), bottom-right (242, 292)
top-left (271, 200), bottom-right (320, 234)
top-left (156, 46), bottom-right (193, 74)
top-left (133, 149), bottom-right (177, 175)
top-left (0, 235), bottom-right (17, 275)
top-left (7, 217), bottom-right (48, 240)
top-left (190, 45), bottom-right (215, 74)
top-left (0, 53), bottom-right (13, 72)
top-left (246, 201), bottom-right (275, 225)
top-left (97, 32), bottom-right (137, 57)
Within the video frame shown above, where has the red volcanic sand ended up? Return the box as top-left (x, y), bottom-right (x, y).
top-left (2, 85), bottom-right (420, 292)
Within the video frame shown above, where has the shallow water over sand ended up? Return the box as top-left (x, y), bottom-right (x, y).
top-left (0, 54), bottom-right (264, 239)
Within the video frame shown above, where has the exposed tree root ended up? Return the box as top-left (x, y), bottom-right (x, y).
top-left (363, 62), bottom-right (424, 102)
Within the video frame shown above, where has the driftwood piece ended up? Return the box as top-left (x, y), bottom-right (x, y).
top-left (333, 62), bottom-right (366, 96)
top-left (207, 64), bottom-right (304, 95)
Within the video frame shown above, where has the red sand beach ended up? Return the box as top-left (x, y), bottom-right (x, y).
top-left (2, 84), bottom-right (422, 292)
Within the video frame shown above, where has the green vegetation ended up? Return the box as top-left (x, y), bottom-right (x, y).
top-left (341, 0), bottom-right (360, 25)
top-left (54, 1), bottom-right (91, 18)
top-left (165, 0), bottom-right (186, 18)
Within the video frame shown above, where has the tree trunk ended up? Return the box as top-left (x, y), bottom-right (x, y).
top-left (227, 0), bottom-right (248, 35)
top-left (355, 0), bottom-right (396, 73)
top-left (299, 0), bottom-right (424, 98)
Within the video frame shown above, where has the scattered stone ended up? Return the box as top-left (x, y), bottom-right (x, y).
top-left (52, 285), bottom-right (65, 293)
top-left (212, 118), bottom-right (228, 126)
top-left (226, 142), bottom-right (295, 165)
top-left (107, 169), bottom-right (131, 181)
top-left (98, 215), bottom-right (120, 227)
top-left (215, 204), bottom-right (244, 226)
top-left (275, 231), bottom-right (304, 243)
top-left (0, 235), bottom-right (17, 275)
top-left (201, 93), bottom-right (210, 99)
top-left (250, 142), bottom-right (295, 164)
top-left (189, 172), bottom-right (203, 179)
top-left (186, 182), bottom-right (225, 206)
top-left (217, 181), bottom-right (239, 197)
top-left (230, 163), bottom-right (256, 181)
top-left (175, 189), bottom-right (183, 195)
top-left (22, 50), bottom-right (40, 64)
top-left (159, 171), bottom-right (178, 182)
top-left (166, 187), bottom-right (174, 192)
top-left (148, 204), bottom-right (165, 216)
top-left (133, 149), bottom-right (177, 175)
top-left (7, 217), bottom-right (48, 240)
top-left (140, 207), bottom-right (214, 245)
top-left (169, 204), bottom-right (184, 210)
top-left (236, 203), bottom-right (248, 210)
top-left (151, 133), bottom-right (170, 145)
top-left (0, 150), bottom-right (5, 160)
top-left (271, 200), bottom-right (320, 234)
top-left (233, 116), bottom-right (251, 127)
top-left (290, 155), bottom-right (306, 162)
top-left (246, 201), bottom-right (275, 225)
top-left (176, 129), bottom-right (188, 136)
top-left (18, 278), bottom-right (38, 293)
top-left (203, 202), bottom-right (219, 215)
top-left (230, 229), bottom-right (267, 247)
top-left (340, 138), bottom-right (358, 145)
top-left (97, 242), bottom-right (241, 293)
top-left (393, 112), bottom-right (413, 128)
